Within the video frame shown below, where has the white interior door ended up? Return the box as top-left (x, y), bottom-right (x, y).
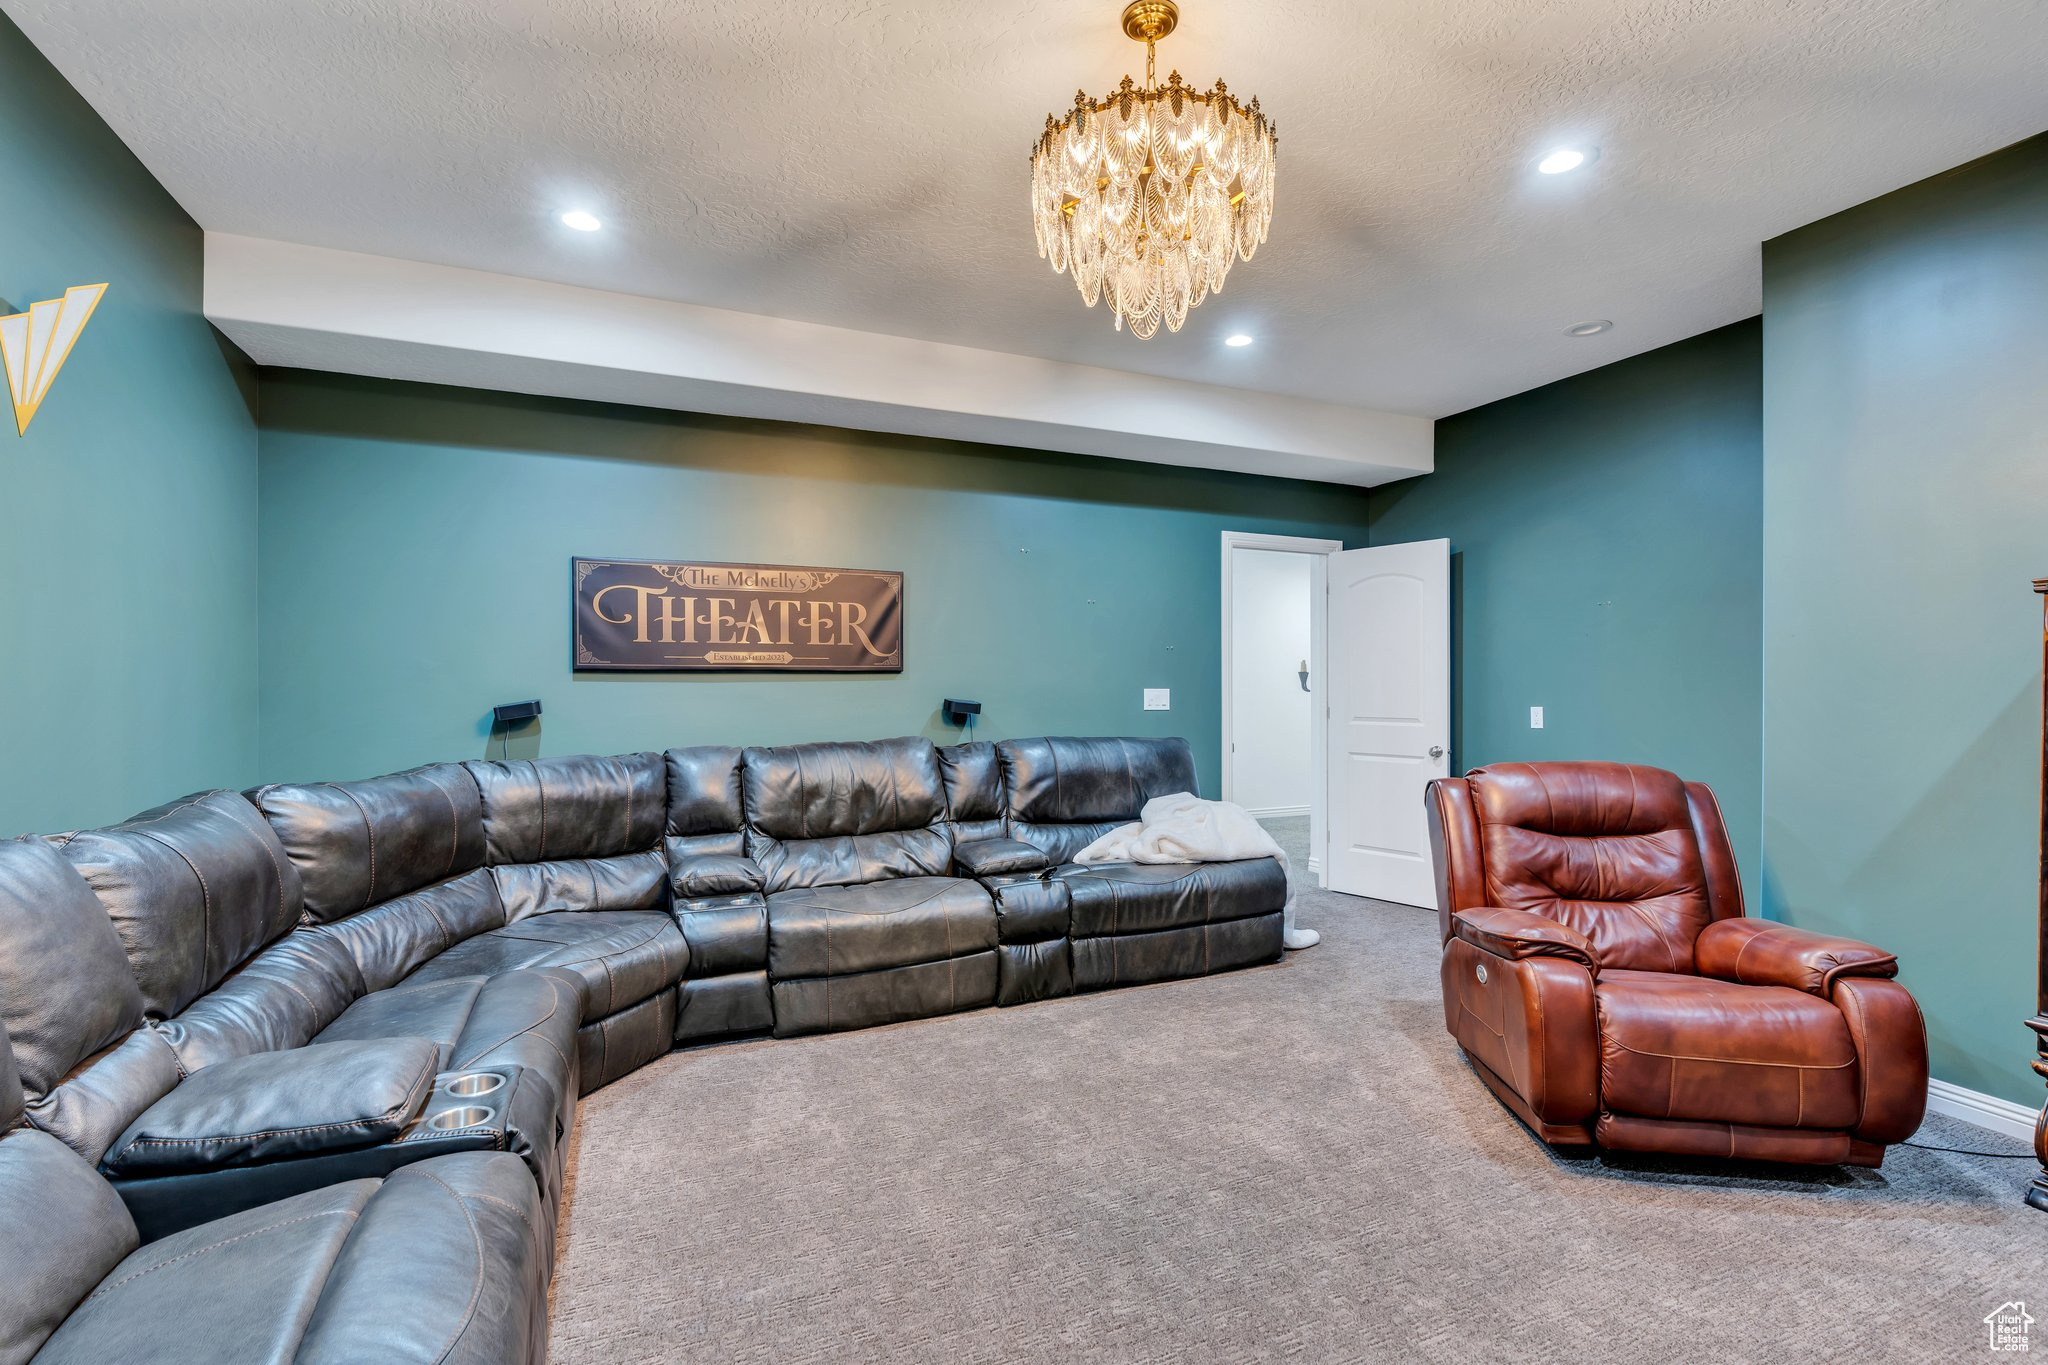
top-left (1324, 539), bottom-right (1450, 908)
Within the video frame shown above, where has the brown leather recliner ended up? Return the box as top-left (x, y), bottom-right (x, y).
top-left (1426, 761), bottom-right (1928, 1167)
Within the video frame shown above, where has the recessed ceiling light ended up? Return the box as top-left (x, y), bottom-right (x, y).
top-left (1565, 320), bottom-right (1613, 337)
top-left (1225, 334), bottom-right (1255, 347)
top-left (1537, 147), bottom-right (1597, 174)
top-left (560, 210), bottom-right (602, 232)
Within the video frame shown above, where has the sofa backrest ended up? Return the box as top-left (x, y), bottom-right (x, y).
top-left (665, 745), bottom-right (747, 860)
top-left (996, 736), bottom-right (1199, 865)
top-left (0, 838), bottom-right (181, 1165)
top-left (250, 764), bottom-right (486, 924)
top-left (250, 764), bottom-right (501, 999)
top-left (49, 791), bottom-right (305, 1021)
top-left (937, 742), bottom-right (1006, 846)
top-left (741, 737), bottom-right (952, 891)
top-left (1443, 761), bottom-right (1740, 973)
top-left (0, 1017), bottom-right (142, 1365)
top-left (463, 753), bottom-right (669, 919)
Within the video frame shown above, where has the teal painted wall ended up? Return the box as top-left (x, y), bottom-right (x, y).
top-left (255, 372), bottom-right (1376, 788)
top-left (1762, 135), bottom-right (2048, 1106)
top-left (1368, 321), bottom-right (1765, 904)
top-left (0, 15), bottom-right (258, 837)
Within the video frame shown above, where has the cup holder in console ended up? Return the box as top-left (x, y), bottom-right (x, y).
top-left (444, 1072), bottom-right (506, 1098)
top-left (428, 1106), bottom-right (495, 1132)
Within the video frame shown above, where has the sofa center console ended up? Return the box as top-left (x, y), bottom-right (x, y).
top-left (109, 1062), bottom-right (544, 1242)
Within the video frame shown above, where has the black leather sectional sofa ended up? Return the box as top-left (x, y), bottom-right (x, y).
top-left (0, 734), bottom-right (1284, 1362)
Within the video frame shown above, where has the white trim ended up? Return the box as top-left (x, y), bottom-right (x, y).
top-left (1245, 804), bottom-right (1311, 820)
top-left (1221, 533), bottom-right (1342, 891)
top-left (1925, 1079), bottom-right (2039, 1143)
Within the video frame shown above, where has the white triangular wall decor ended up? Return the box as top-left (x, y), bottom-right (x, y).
top-left (0, 283), bottom-right (107, 435)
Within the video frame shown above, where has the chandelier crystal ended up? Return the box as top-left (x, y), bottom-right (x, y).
top-left (1030, 1), bottom-right (1277, 339)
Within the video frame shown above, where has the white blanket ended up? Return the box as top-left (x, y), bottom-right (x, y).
top-left (1075, 792), bottom-right (1284, 868)
top-left (1074, 794), bottom-right (1313, 948)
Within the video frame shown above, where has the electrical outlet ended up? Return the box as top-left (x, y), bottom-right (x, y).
top-left (1144, 689), bottom-right (1171, 711)
top-left (1530, 706), bottom-right (1545, 729)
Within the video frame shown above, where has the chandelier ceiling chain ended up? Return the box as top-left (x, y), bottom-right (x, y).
top-left (1030, 0), bottom-right (1278, 340)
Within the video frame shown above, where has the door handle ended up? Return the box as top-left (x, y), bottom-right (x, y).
top-left (1428, 745), bottom-right (1444, 759)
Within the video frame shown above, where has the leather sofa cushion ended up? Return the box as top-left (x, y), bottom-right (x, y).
top-left (465, 753), bottom-right (666, 865)
top-left (39, 1178), bottom-right (369, 1365)
top-left (0, 1125), bottom-right (140, 1365)
top-left (938, 742), bottom-right (1006, 845)
top-left (404, 912), bottom-right (687, 1021)
top-left (1058, 859), bottom-right (1287, 938)
top-left (293, 1153), bottom-right (551, 1365)
top-left (955, 838), bottom-right (1050, 877)
top-left (101, 1037), bottom-right (439, 1178)
top-left (670, 854), bottom-right (765, 899)
top-left (154, 929), bottom-right (367, 1074)
top-left (51, 791), bottom-right (305, 1018)
top-left (768, 877), bottom-right (997, 978)
top-left (315, 868), bottom-right (507, 995)
top-left (317, 971), bottom-right (580, 1112)
top-left (1463, 763), bottom-right (1714, 974)
top-left (744, 738), bottom-right (952, 891)
top-left (1009, 818), bottom-right (1131, 868)
top-left (744, 737), bottom-right (945, 840)
top-left (665, 746), bottom-right (745, 839)
top-left (490, 849), bottom-right (667, 922)
top-left (752, 827), bottom-right (951, 893)
top-left (251, 765), bottom-right (485, 924)
top-left (998, 736), bottom-right (1196, 824)
top-left (0, 839), bottom-right (145, 1098)
top-left (32, 1152), bottom-right (547, 1365)
top-left (1595, 969), bottom-right (1860, 1130)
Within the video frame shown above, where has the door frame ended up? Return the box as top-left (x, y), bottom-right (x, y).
top-left (1219, 531), bottom-right (1344, 885)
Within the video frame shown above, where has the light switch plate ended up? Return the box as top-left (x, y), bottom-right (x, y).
top-left (1530, 706), bottom-right (1545, 729)
top-left (1144, 688), bottom-right (1171, 711)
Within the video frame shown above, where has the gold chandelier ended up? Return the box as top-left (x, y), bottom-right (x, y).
top-left (1031, 1), bottom-right (1277, 339)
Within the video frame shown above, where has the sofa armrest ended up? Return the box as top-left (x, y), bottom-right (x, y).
top-left (670, 854), bottom-right (766, 900)
top-left (100, 1037), bottom-right (440, 1178)
top-left (1451, 908), bottom-right (1600, 975)
top-left (1694, 918), bottom-right (1898, 996)
top-left (955, 838), bottom-right (1051, 878)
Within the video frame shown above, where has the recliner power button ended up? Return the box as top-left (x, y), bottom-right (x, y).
top-left (1475, 962), bottom-right (1489, 984)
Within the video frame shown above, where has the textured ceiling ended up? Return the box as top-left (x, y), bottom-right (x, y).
top-left (10, 0), bottom-right (2048, 419)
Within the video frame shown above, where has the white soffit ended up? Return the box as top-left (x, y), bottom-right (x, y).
top-left (205, 234), bottom-right (1433, 487)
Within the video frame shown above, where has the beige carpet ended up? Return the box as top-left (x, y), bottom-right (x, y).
top-left (549, 850), bottom-right (2045, 1363)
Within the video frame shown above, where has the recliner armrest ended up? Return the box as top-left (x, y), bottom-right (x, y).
top-left (100, 1037), bottom-right (440, 1178)
top-left (670, 854), bottom-right (766, 900)
top-left (1451, 908), bottom-right (1600, 975)
top-left (1693, 917), bottom-right (1897, 996)
top-left (955, 838), bottom-right (1051, 878)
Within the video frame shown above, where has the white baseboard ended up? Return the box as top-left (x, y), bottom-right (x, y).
top-left (1247, 805), bottom-right (1311, 820)
top-left (1926, 1078), bottom-right (2039, 1144)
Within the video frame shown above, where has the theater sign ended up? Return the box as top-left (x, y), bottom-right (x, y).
top-left (572, 558), bottom-right (903, 673)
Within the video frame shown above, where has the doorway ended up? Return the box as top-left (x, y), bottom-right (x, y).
top-left (1221, 532), bottom-right (1451, 909)
top-left (1220, 532), bottom-right (1340, 886)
